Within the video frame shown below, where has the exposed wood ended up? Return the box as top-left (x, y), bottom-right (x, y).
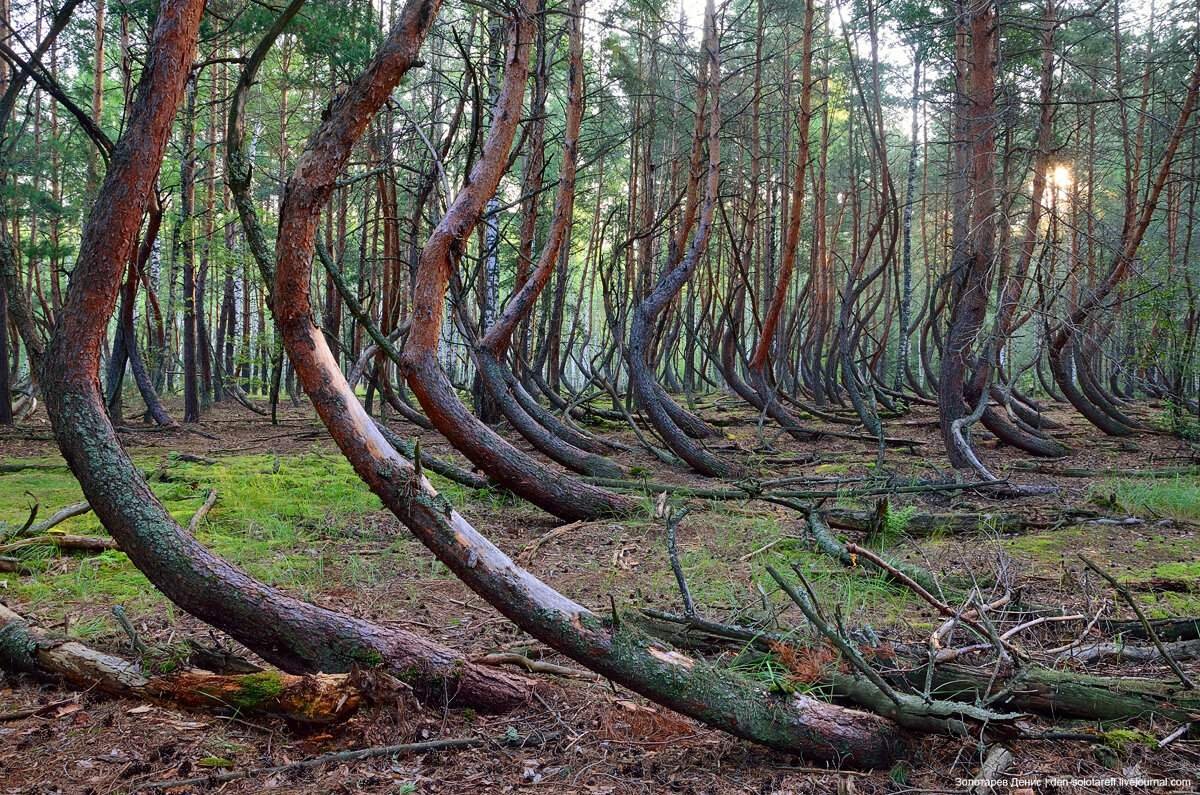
top-left (0, 603), bottom-right (360, 723)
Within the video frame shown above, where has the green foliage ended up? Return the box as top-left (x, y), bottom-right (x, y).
top-left (883, 504), bottom-right (917, 536)
top-left (1155, 403), bottom-right (1200, 441)
top-left (1096, 476), bottom-right (1200, 522)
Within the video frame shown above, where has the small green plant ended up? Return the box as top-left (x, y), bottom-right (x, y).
top-left (1095, 476), bottom-right (1200, 522)
top-left (1156, 401), bottom-right (1200, 441)
top-left (883, 504), bottom-right (918, 537)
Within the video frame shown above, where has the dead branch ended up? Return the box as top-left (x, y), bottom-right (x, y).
top-left (0, 603), bottom-right (361, 724)
top-left (0, 534), bottom-right (117, 555)
top-left (186, 489), bottom-right (218, 534)
top-left (26, 501), bottom-right (93, 535)
top-left (765, 564), bottom-right (1023, 735)
top-left (1059, 637), bottom-right (1200, 665)
top-left (846, 542), bottom-right (1027, 661)
top-left (660, 499), bottom-right (695, 616)
top-left (475, 652), bottom-right (600, 681)
top-left (1079, 553), bottom-right (1195, 689)
top-left (518, 520), bottom-right (586, 563)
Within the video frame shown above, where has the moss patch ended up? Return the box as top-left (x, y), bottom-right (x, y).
top-left (0, 453), bottom-right (440, 620)
top-left (227, 671), bottom-right (285, 709)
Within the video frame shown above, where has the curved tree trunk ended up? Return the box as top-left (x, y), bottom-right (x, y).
top-left (273, 0), bottom-right (900, 767)
top-left (466, 30), bottom-right (621, 480)
top-left (743, 0), bottom-right (817, 443)
top-left (1048, 48), bottom-right (1200, 432)
top-left (627, 11), bottom-right (738, 478)
top-left (938, 0), bottom-right (999, 470)
top-left (35, 0), bottom-right (528, 714)
top-left (106, 191), bottom-right (175, 427)
top-left (391, 0), bottom-right (632, 521)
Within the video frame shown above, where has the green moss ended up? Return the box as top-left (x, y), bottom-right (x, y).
top-left (1003, 527), bottom-right (1090, 562)
top-left (1148, 561), bottom-right (1200, 580)
top-left (227, 671), bottom-right (285, 708)
top-left (1101, 728), bottom-right (1157, 753)
top-left (0, 453), bottom-right (430, 623)
top-left (350, 646), bottom-right (385, 668)
top-left (196, 756), bottom-right (235, 769)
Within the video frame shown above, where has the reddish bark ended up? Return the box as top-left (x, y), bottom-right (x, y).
top-left (37, 0), bottom-right (527, 714)
top-left (273, 0), bottom-right (900, 766)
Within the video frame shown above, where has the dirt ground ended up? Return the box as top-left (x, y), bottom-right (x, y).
top-left (2, 394), bottom-right (1200, 794)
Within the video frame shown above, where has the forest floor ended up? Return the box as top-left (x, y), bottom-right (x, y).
top-left (2, 394), bottom-right (1200, 793)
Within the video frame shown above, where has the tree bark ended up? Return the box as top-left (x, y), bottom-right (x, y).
top-left (0, 604), bottom-right (362, 724)
top-left (627, 6), bottom-right (737, 477)
top-left (273, 0), bottom-right (899, 767)
top-left (36, 0), bottom-right (528, 715)
top-left (937, 0), bottom-right (999, 470)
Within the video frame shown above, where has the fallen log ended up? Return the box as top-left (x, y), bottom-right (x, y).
top-left (1102, 617), bottom-right (1200, 642)
top-left (825, 506), bottom-right (1109, 538)
top-left (1011, 462), bottom-right (1200, 479)
top-left (0, 461), bottom-right (65, 474)
top-left (0, 534), bottom-right (118, 555)
top-left (0, 604), bottom-right (361, 724)
top-left (641, 609), bottom-right (1200, 723)
top-left (0, 556), bottom-right (30, 573)
top-left (899, 661), bottom-right (1200, 722)
top-left (1058, 637), bottom-right (1200, 665)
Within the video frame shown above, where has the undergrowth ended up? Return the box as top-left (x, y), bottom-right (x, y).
top-left (0, 453), bottom-right (449, 628)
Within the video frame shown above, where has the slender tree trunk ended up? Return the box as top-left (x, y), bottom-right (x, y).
top-left (894, 51), bottom-right (920, 392)
top-left (180, 74), bottom-right (200, 422)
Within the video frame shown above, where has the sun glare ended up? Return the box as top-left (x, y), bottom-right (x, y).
top-left (1042, 163), bottom-right (1073, 207)
top-left (1049, 165), bottom-right (1073, 189)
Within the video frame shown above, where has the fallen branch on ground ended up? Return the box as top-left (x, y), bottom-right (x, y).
top-left (474, 652), bottom-right (600, 681)
top-left (1012, 462), bottom-right (1200, 479)
top-left (26, 501), bottom-right (93, 536)
top-left (1058, 637), bottom-right (1200, 665)
top-left (0, 534), bottom-right (118, 555)
top-left (825, 506), bottom-right (1114, 538)
top-left (1080, 554), bottom-right (1195, 689)
top-left (0, 603), bottom-right (362, 724)
top-left (846, 542), bottom-right (1027, 661)
top-left (186, 490), bottom-right (218, 534)
top-left (133, 732), bottom-right (556, 791)
top-left (518, 520), bottom-right (587, 562)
